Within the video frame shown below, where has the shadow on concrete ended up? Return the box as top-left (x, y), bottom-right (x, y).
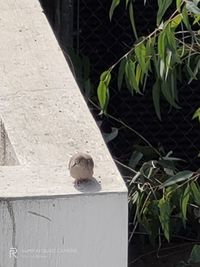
top-left (74, 177), bottom-right (101, 193)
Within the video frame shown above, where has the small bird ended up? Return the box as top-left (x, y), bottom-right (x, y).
top-left (68, 153), bottom-right (94, 185)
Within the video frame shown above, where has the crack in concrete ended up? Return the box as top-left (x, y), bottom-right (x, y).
top-left (6, 201), bottom-right (17, 267)
top-left (28, 210), bottom-right (51, 222)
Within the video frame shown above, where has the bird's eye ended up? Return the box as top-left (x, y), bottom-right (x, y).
top-left (88, 159), bottom-right (94, 166)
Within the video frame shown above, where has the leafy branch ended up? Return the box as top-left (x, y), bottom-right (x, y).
top-left (97, 0), bottom-right (200, 120)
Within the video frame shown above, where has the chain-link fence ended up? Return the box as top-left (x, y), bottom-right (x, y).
top-left (74, 0), bottom-right (200, 170)
top-left (41, 0), bottom-right (200, 170)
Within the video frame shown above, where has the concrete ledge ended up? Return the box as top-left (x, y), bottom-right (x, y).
top-left (0, 0), bottom-right (128, 266)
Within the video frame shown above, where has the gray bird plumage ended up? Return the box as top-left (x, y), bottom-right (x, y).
top-left (68, 153), bottom-right (94, 181)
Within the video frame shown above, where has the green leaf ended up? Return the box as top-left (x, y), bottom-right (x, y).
top-left (161, 77), bottom-right (180, 109)
top-left (176, 0), bottom-right (182, 12)
top-left (100, 70), bottom-right (111, 86)
top-left (152, 79), bottom-right (161, 120)
top-left (97, 71), bottom-right (111, 112)
top-left (125, 59), bottom-right (139, 92)
top-left (169, 72), bottom-right (179, 107)
top-left (160, 59), bottom-right (165, 79)
top-left (158, 196), bottom-right (171, 241)
top-left (129, 151), bottom-right (143, 169)
top-left (192, 107), bottom-right (200, 122)
top-left (97, 82), bottom-right (108, 112)
top-left (181, 184), bottom-right (190, 222)
top-left (186, 0), bottom-right (200, 15)
top-left (134, 145), bottom-right (158, 158)
top-left (158, 159), bottom-right (176, 172)
top-left (166, 26), bottom-right (177, 53)
top-left (165, 49), bottom-right (172, 81)
top-left (189, 245), bottom-right (200, 264)
top-left (193, 14), bottom-right (200, 24)
top-left (163, 155), bottom-right (184, 161)
top-left (135, 42), bottom-right (148, 73)
top-left (125, 75), bottom-right (134, 94)
top-left (194, 0), bottom-right (200, 5)
top-left (131, 190), bottom-right (139, 204)
top-left (190, 181), bottom-right (200, 205)
top-left (170, 14), bottom-right (182, 29)
top-left (135, 64), bottom-right (142, 86)
top-left (158, 31), bottom-right (166, 60)
top-left (129, 2), bottom-right (138, 40)
top-left (109, 0), bottom-right (121, 20)
top-left (126, 0), bottom-right (131, 8)
top-left (162, 171), bottom-right (193, 188)
top-left (182, 5), bottom-right (190, 29)
top-left (157, 0), bottom-right (173, 26)
top-left (188, 56), bottom-right (200, 84)
top-left (118, 58), bottom-right (126, 90)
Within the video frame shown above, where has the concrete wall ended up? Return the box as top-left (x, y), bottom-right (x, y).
top-left (0, 0), bottom-right (128, 266)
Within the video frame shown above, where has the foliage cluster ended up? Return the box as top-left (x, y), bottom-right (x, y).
top-left (128, 146), bottom-right (200, 243)
top-left (97, 0), bottom-right (200, 120)
top-left (95, 0), bottom-right (200, 257)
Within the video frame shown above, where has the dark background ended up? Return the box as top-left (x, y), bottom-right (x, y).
top-left (40, 0), bottom-right (200, 170)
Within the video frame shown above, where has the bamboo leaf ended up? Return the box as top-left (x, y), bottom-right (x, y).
top-left (188, 56), bottom-right (200, 84)
top-left (125, 75), bottom-right (134, 94)
top-left (109, 0), bottom-right (121, 20)
top-left (126, 0), bottom-right (131, 8)
top-left (187, 65), bottom-right (198, 82)
top-left (193, 14), bottom-right (200, 24)
top-left (129, 151), bottom-right (143, 169)
top-left (129, 2), bottom-right (138, 40)
top-left (171, 71), bottom-right (179, 104)
top-left (160, 59), bottom-right (165, 79)
top-left (152, 79), bottom-right (161, 120)
top-left (100, 70), bottom-right (111, 86)
top-left (192, 107), bottom-right (200, 122)
top-left (158, 31), bottom-right (166, 60)
top-left (97, 82), bottom-right (108, 111)
top-left (131, 191), bottom-right (139, 204)
top-left (189, 245), bottom-right (200, 264)
top-left (166, 25), bottom-right (177, 52)
top-left (135, 42), bottom-right (147, 73)
top-left (181, 184), bottom-right (190, 222)
top-left (97, 71), bottom-right (111, 112)
top-left (176, 0), bottom-right (182, 12)
top-left (186, 0), bottom-right (200, 15)
top-left (165, 49), bottom-right (172, 81)
top-left (182, 5), bottom-right (190, 29)
top-left (170, 14), bottom-right (182, 29)
top-left (161, 78), bottom-right (180, 109)
top-left (118, 58), bottom-right (126, 90)
top-left (158, 196), bottom-right (171, 241)
top-left (157, 0), bottom-right (173, 26)
top-left (190, 181), bottom-right (200, 205)
top-left (194, 0), bottom-right (200, 5)
top-left (135, 64), bottom-right (142, 86)
top-left (162, 171), bottom-right (193, 188)
top-left (125, 59), bottom-right (139, 92)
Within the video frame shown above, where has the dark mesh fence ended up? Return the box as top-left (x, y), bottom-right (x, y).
top-left (74, 0), bottom-right (200, 170)
top-left (40, 0), bottom-right (200, 170)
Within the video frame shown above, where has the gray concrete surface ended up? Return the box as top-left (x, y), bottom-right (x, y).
top-left (0, 1), bottom-right (128, 266)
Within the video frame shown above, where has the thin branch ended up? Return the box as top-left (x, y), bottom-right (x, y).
top-left (114, 158), bottom-right (138, 174)
top-left (89, 99), bottom-right (162, 157)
